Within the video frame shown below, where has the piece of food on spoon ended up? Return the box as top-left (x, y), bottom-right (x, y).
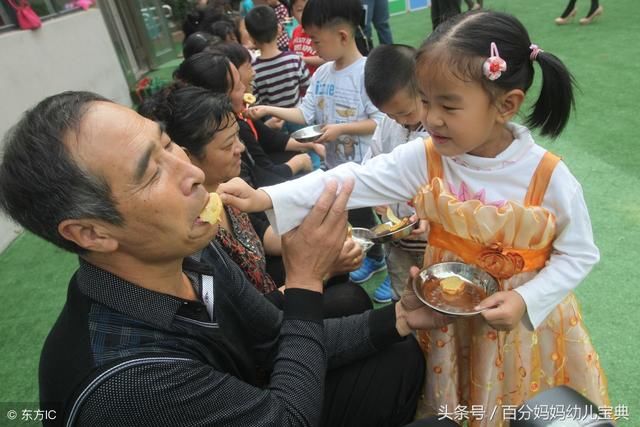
top-left (199, 193), bottom-right (223, 224)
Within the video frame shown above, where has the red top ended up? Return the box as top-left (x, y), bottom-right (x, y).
top-left (289, 25), bottom-right (318, 75)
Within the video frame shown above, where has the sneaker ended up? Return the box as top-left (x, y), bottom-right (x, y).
top-left (349, 257), bottom-right (387, 284)
top-left (373, 276), bottom-right (393, 303)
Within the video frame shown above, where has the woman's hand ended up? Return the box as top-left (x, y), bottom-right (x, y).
top-left (476, 290), bottom-right (527, 331)
top-left (265, 117), bottom-right (284, 130)
top-left (286, 153), bottom-right (313, 174)
top-left (311, 143), bottom-right (326, 159)
top-left (396, 267), bottom-right (455, 336)
top-left (328, 238), bottom-right (364, 277)
top-left (217, 177), bottom-right (273, 212)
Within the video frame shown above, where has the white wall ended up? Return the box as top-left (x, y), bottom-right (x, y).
top-left (0, 9), bottom-right (131, 252)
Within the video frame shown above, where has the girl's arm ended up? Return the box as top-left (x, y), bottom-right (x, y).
top-left (217, 137), bottom-right (428, 234)
top-left (512, 182), bottom-right (599, 330)
top-left (262, 137), bottom-right (428, 234)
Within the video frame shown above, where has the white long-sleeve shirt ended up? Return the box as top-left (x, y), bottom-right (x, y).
top-left (262, 123), bottom-right (599, 329)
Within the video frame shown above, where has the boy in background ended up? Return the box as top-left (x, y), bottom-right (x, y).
top-left (362, 44), bottom-right (429, 302)
top-left (247, 0), bottom-right (387, 288)
top-left (254, 0), bottom-right (291, 51)
top-left (246, 5), bottom-right (310, 110)
top-left (289, 0), bottom-right (325, 76)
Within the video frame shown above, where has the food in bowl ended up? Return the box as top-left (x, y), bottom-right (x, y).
top-left (422, 274), bottom-right (487, 311)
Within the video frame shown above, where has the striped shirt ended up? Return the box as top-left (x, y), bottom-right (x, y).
top-left (253, 51), bottom-right (310, 108)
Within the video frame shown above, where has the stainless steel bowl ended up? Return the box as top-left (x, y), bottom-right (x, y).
top-left (350, 227), bottom-right (375, 253)
top-left (291, 125), bottom-right (324, 143)
top-left (369, 219), bottom-right (418, 243)
top-left (413, 262), bottom-right (499, 316)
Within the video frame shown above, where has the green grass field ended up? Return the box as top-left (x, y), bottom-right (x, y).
top-left (1, 0), bottom-right (639, 423)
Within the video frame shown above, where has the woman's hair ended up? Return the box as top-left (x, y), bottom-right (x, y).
top-left (210, 41), bottom-right (252, 68)
top-left (174, 51), bottom-right (235, 95)
top-left (209, 20), bottom-right (238, 41)
top-left (417, 10), bottom-right (575, 138)
top-left (182, 32), bottom-right (222, 59)
top-left (138, 85), bottom-right (235, 160)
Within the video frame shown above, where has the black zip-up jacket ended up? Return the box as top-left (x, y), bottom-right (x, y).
top-left (40, 242), bottom-right (402, 426)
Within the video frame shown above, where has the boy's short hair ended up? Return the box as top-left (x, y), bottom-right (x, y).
top-left (301, 0), bottom-right (363, 33)
top-left (244, 6), bottom-right (279, 44)
top-left (364, 44), bottom-right (418, 107)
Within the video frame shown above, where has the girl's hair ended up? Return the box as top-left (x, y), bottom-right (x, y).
top-left (174, 51), bottom-right (235, 95)
top-left (417, 10), bottom-right (575, 138)
top-left (138, 85), bottom-right (235, 160)
top-left (210, 41), bottom-right (252, 68)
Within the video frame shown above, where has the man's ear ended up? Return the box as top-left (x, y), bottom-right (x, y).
top-left (496, 89), bottom-right (525, 123)
top-left (58, 219), bottom-right (119, 253)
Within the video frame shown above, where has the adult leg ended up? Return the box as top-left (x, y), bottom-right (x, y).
top-left (321, 335), bottom-right (425, 427)
top-left (372, 0), bottom-right (394, 44)
top-left (362, 0), bottom-right (375, 41)
top-left (560, 0), bottom-right (578, 18)
top-left (323, 275), bottom-right (373, 318)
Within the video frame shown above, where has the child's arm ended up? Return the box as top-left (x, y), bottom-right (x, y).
top-left (219, 137), bottom-right (429, 235)
top-left (477, 171), bottom-right (599, 331)
top-left (315, 119), bottom-right (377, 145)
top-left (246, 105), bottom-right (307, 125)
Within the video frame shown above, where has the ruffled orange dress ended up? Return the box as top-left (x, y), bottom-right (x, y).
top-left (413, 140), bottom-right (609, 426)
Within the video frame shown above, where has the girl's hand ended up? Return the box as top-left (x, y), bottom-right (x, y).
top-left (315, 124), bottom-right (343, 144)
top-left (217, 177), bottom-right (273, 212)
top-left (476, 290), bottom-right (527, 331)
top-left (374, 205), bottom-right (389, 216)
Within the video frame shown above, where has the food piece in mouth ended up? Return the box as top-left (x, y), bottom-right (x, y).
top-left (243, 93), bottom-right (256, 105)
top-left (199, 193), bottom-right (223, 224)
top-left (440, 276), bottom-right (466, 297)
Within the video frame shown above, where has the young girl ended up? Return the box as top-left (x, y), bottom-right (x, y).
top-left (219, 9), bottom-right (610, 425)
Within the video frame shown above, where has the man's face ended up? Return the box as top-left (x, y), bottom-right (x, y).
top-left (71, 102), bottom-right (217, 262)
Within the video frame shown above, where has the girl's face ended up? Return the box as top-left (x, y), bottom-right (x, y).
top-left (417, 65), bottom-right (508, 158)
top-left (227, 64), bottom-right (247, 114)
top-left (238, 61), bottom-right (255, 91)
top-left (291, 0), bottom-right (306, 24)
top-left (238, 20), bottom-right (254, 48)
top-left (188, 115), bottom-right (246, 188)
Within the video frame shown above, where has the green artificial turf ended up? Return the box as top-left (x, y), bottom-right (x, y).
top-left (1, 0), bottom-right (638, 422)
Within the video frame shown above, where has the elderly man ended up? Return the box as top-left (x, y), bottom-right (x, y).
top-left (0, 92), bottom-right (454, 427)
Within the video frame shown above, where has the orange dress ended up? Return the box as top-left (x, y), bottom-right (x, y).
top-left (413, 140), bottom-right (609, 426)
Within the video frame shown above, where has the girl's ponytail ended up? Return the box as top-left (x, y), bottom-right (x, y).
top-left (526, 50), bottom-right (576, 138)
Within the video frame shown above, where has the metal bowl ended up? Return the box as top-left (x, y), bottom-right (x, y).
top-left (291, 125), bottom-right (324, 143)
top-left (369, 218), bottom-right (418, 243)
top-left (350, 227), bottom-right (375, 253)
top-left (413, 262), bottom-right (499, 316)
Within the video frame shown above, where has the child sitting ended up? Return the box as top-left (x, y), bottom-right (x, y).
top-left (245, 5), bottom-right (311, 110)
